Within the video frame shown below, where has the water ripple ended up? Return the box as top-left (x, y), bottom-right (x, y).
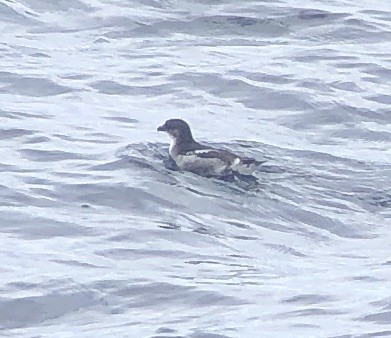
top-left (0, 0), bottom-right (390, 336)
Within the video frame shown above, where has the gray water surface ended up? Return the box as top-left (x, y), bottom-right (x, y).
top-left (0, 0), bottom-right (390, 337)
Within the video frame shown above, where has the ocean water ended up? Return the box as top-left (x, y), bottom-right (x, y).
top-left (0, 0), bottom-right (390, 337)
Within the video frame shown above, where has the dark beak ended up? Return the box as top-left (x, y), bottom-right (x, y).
top-left (157, 125), bottom-right (166, 132)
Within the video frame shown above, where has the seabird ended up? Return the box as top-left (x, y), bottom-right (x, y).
top-left (157, 119), bottom-right (263, 178)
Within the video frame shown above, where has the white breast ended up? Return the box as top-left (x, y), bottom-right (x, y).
top-left (169, 138), bottom-right (177, 158)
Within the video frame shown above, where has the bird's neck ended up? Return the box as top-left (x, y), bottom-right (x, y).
top-left (169, 136), bottom-right (197, 158)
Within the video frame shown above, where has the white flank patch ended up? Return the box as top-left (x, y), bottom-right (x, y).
top-left (191, 149), bottom-right (215, 155)
top-left (173, 149), bottom-right (260, 176)
top-left (176, 154), bottom-right (227, 175)
top-left (230, 159), bottom-right (258, 175)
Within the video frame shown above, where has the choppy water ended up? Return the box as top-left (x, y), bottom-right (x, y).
top-left (1, 0), bottom-right (390, 337)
